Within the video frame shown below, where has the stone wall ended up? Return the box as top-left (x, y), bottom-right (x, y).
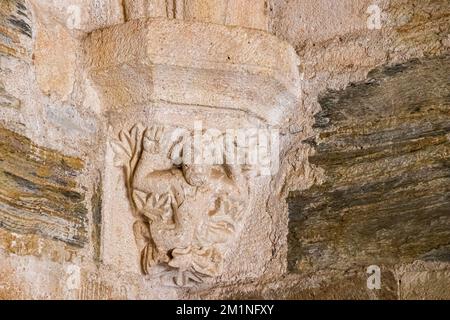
top-left (0, 0), bottom-right (449, 299)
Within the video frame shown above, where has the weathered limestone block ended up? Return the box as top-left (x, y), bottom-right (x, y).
top-left (180, 0), bottom-right (269, 31)
top-left (288, 54), bottom-right (450, 273)
top-left (91, 178), bottom-right (102, 263)
top-left (0, 126), bottom-right (87, 247)
top-left (387, 0), bottom-right (450, 56)
top-left (188, 266), bottom-right (399, 300)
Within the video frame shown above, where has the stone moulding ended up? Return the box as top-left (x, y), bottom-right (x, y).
top-left (85, 18), bottom-right (301, 125)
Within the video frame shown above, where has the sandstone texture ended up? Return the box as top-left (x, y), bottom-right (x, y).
top-left (0, 0), bottom-right (449, 299)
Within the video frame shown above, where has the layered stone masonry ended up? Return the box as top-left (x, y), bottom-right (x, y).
top-left (288, 54), bottom-right (450, 273)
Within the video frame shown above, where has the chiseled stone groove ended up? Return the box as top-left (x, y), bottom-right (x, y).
top-left (0, 126), bottom-right (88, 247)
top-left (288, 54), bottom-right (450, 273)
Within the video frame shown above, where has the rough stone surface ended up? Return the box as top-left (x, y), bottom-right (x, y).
top-left (84, 18), bottom-right (300, 123)
top-left (0, 0), bottom-right (449, 299)
top-left (398, 262), bottom-right (450, 300)
top-left (34, 18), bottom-right (78, 100)
top-left (0, 125), bottom-right (87, 246)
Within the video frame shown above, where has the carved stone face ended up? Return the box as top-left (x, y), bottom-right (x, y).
top-left (182, 164), bottom-right (211, 187)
